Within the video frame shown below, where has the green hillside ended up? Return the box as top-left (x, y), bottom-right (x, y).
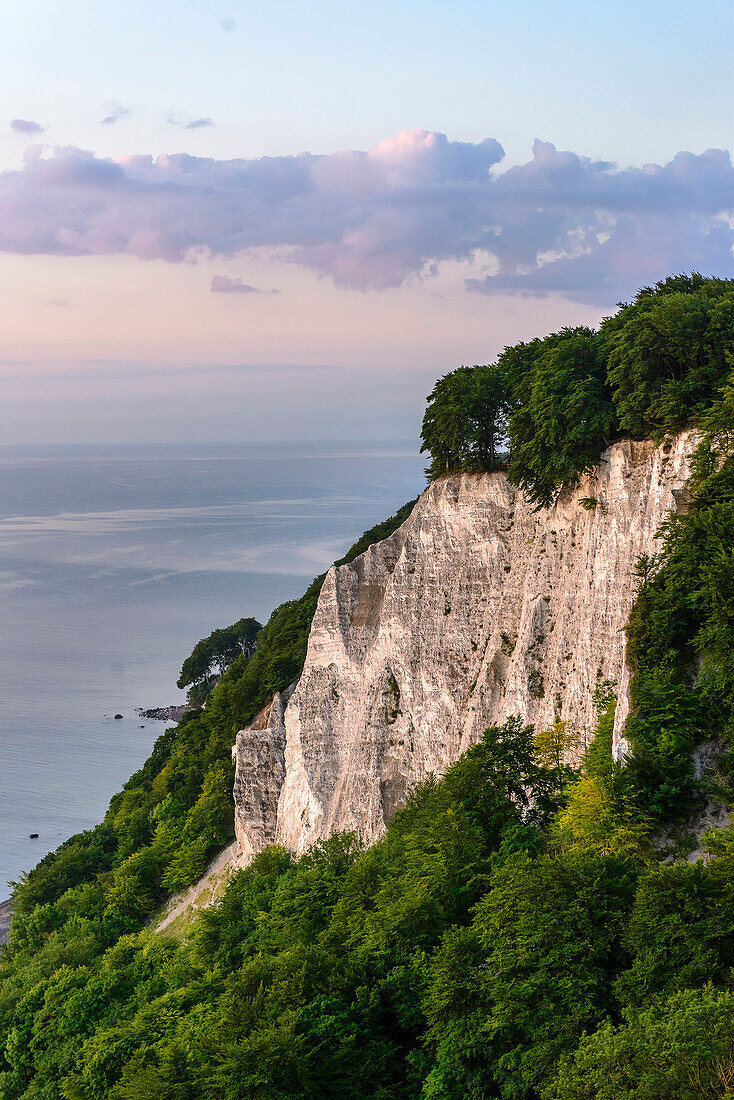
top-left (2, 275), bottom-right (734, 1099)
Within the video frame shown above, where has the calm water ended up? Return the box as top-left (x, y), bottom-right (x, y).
top-left (0, 442), bottom-right (425, 892)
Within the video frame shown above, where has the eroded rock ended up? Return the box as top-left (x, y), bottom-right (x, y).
top-left (233, 433), bottom-right (696, 861)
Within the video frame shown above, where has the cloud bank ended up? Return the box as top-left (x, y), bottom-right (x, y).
top-left (1, 129), bottom-right (734, 303)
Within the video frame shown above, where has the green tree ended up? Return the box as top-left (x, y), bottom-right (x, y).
top-left (176, 637), bottom-right (215, 694)
top-left (602, 273), bottom-right (734, 438)
top-left (423, 852), bottom-right (637, 1100)
top-left (615, 859), bottom-right (734, 1008)
top-left (550, 986), bottom-right (734, 1100)
top-left (534, 719), bottom-right (579, 799)
top-left (421, 364), bottom-right (511, 478)
top-left (504, 326), bottom-right (617, 507)
top-left (552, 774), bottom-right (652, 860)
top-left (177, 618), bottom-right (262, 694)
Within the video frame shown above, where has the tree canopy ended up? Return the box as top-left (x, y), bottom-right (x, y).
top-left (503, 325), bottom-right (616, 506)
top-left (421, 363), bottom-right (511, 479)
top-left (177, 617), bottom-right (262, 697)
top-left (421, 273), bottom-right (734, 505)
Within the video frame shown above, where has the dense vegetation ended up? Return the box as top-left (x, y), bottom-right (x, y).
top-left (0, 500), bottom-right (417, 977)
top-left (624, 454), bottom-right (734, 821)
top-left (3, 273), bottom-right (734, 1098)
top-left (177, 619), bottom-right (262, 705)
top-left (3, 693), bottom-right (734, 1099)
top-left (422, 273), bottom-right (734, 504)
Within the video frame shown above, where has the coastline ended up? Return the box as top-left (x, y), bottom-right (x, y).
top-left (137, 705), bottom-right (191, 723)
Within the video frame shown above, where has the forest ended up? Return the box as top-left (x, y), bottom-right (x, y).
top-left (1, 274), bottom-right (734, 1099)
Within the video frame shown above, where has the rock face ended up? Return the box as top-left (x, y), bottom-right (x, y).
top-left (232, 684), bottom-right (295, 862)
top-left (0, 900), bottom-right (11, 948)
top-left (233, 433), bottom-right (696, 861)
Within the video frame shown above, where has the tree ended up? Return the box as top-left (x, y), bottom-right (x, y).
top-left (534, 719), bottom-right (577, 771)
top-left (424, 851), bottom-right (637, 1100)
top-left (233, 617), bottom-right (261, 658)
top-left (421, 364), bottom-right (511, 479)
top-left (602, 273), bottom-right (734, 438)
top-left (176, 637), bottom-right (215, 692)
top-left (550, 986), bottom-right (734, 1100)
top-left (177, 618), bottom-right (262, 692)
top-left (478, 852), bottom-right (636, 1099)
top-left (615, 859), bottom-right (734, 1008)
top-left (534, 720), bottom-right (579, 798)
top-left (552, 775), bottom-right (652, 860)
top-left (504, 326), bottom-right (617, 507)
top-left (420, 273), bottom-right (734, 506)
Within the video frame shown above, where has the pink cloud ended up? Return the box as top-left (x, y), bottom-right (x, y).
top-left (0, 130), bottom-right (733, 302)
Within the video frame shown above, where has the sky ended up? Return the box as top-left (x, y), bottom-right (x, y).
top-left (3, 0), bottom-right (734, 444)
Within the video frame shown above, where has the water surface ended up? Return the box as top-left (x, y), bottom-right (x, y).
top-left (0, 442), bottom-right (425, 891)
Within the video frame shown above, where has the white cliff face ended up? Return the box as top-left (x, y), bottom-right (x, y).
top-left (231, 684), bottom-right (294, 861)
top-left (233, 433), bottom-right (696, 860)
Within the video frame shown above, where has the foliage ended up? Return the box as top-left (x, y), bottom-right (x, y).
top-left (623, 455), bottom-right (734, 819)
top-left (533, 720), bottom-right (578, 797)
top-left (177, 618), bottom-right (261, 696)
top-left (475, 852), bottom-right (635, 1099)
top-left (420, 364), bottom-right (511, 479)
top-left (549, 986), bottom-right (734, 1100)
top-left (0, 719), bottom-right (567, 1100)
top-left (420, 273), bottom-right (734, 505)
top-left (615, 857), bottom-right (734, 1009)
top-left (602, 272), bottom-right (734, 438)
top-left (7, 687), bottom-right (734, 1100)
top-left (5, 711), bottom-right (734, 1098)
top-left (553, 775), bottom-right (652, 861)
top-left (502, 326), bottom-right (617, 507)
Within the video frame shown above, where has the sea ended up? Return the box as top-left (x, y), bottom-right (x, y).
top-left (0, 442), bottom-right (426, 894)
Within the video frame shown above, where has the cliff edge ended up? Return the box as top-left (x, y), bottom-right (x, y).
top-left (233, 433), bottom-right (696, 861)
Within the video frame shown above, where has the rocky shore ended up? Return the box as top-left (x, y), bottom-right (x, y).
top-left (137, 705), bottom-right (190, 723)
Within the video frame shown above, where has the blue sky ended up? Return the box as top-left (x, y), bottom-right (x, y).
top-left (2, 0), bottom-right (734, 443)
top-left (4, 0), bottom-right (733, 166)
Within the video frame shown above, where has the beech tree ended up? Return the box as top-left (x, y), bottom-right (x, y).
top-left (602, 272), bottom-right (734, 437)
top-left (420, 363), bottom-right (511, 479)
top-left (421, 274), bottom-right (734, 506)
top-left (504, 325), bottom-right (617, 507)
top-left (177, 616), bottom-right (261, 692)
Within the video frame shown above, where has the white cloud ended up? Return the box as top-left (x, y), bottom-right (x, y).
top-left (100, 101), bottom-right (130, 125)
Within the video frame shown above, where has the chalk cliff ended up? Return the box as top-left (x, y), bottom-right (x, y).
top-left (233, 433), bottom-right (696, 861)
